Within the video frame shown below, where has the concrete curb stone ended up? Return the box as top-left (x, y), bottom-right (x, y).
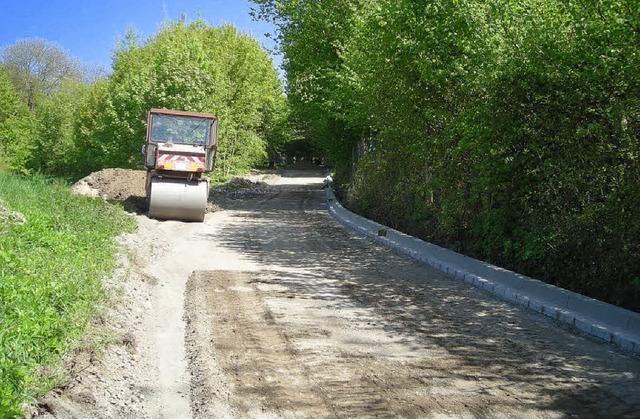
top-left (324, 181), bottom-right (640, 356)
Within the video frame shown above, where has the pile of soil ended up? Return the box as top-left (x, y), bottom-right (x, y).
top-left (71, 169), bottom-right (273, 215)
top-left (209, 176), bottom-right (270, 201)
top-left (73, 168), bottom-right (147, 201)
top-left (72, 168), bottom-right (148, 213)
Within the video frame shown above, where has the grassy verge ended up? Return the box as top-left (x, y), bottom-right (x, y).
top-left (0, 173), bottom-right (136, 417)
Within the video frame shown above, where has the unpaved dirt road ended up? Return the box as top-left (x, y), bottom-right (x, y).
top-left (40, 168), bottom-right (640, 418)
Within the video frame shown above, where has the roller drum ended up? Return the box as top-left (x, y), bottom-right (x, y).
top-left (148, 177), bottom-right (208, 222)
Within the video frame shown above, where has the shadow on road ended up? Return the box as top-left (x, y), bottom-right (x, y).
top-left (203, 170), bottom-right (640, 417)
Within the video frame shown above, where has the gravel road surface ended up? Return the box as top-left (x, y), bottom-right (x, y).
top-left (38, 167), bottom-right (640, 418)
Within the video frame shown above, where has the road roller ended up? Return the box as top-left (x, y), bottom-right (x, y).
top-left (142, 108), bottom-right (218, 222)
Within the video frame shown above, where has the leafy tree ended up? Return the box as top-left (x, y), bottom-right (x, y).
top-left (252, 0), bottom-right (362, 182)
top-left (1, 39), bottom-right (97, 176)
top-left (1, 38), bottom-right (84, 110)
top-left (0, 66), bottom-right (35, 173)
top-left (72, 78), bottom-right (113, 174)
top-left (30, 80), bottom-right (90, 175)
top-left (80, 18), bottom-right (285, 176)
top-left (253, 0), bottom-right (640, 310)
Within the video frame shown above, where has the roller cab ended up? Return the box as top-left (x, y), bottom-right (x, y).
top-left (142, 108), bottom-right (218, 222)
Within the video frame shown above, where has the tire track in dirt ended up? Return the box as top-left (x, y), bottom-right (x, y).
top-left (186, 271), bottom-right (334, 418)
top-left (183, 169), bottom-right (640, 418)
top-left (43, 167), bottom-right (640, 418)
top-left (186, 269), bottom-right (430, 418)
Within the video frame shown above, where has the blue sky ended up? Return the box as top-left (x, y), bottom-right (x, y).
top-left (0, 0), bottom-right (280, 71)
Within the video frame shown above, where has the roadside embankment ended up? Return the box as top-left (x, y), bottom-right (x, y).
top-left (0, 173), bottom-right (136, 417)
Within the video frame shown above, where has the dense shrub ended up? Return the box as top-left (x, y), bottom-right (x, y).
top-left (75, 19), bottom-right (286, 177)
top-left (254, 0), bottom-right (640, 310)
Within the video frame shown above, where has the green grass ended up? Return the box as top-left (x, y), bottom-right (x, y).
top-left (0, 173), bottom-right (135, 417)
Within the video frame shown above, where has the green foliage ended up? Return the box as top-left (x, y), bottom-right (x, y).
top-left (72, 79), bottom-right (113, 174)
top-left (0, 41), bottom-right (92, 177)
top-left (0, 67), bottom-right (36, 173)
top-left (254, 0), bottom-right (640, 310)
top-left (1, 38), bottom-right (84, 110)
top-left (253, 0), bottom-right (362, 179)
top-left (76, 19), bottom-right (286, 177)
top-left (0, 173), bottom-right (135, 416)
top-left (30, 81), bottom-right (91, 175)
top-left (0, 22), bottom-right (288, 179)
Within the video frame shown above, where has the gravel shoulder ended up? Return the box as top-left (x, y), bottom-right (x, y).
top-left (33, 167), bottom-right (640, 418)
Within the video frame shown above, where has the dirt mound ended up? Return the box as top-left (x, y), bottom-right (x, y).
top-left (71, 168), bottom-right (284, 215)
top-left (73, 168), bottom-right (147, 200)
top-left (220, 177), bottom-right (268, 190)
top-left (209, 176), bottom-right (271, 202)
top-left (72, 168), bottom-right (148, 213)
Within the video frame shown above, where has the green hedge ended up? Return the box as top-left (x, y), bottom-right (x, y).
top-left (255, 0), bottom-right (640, 311)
